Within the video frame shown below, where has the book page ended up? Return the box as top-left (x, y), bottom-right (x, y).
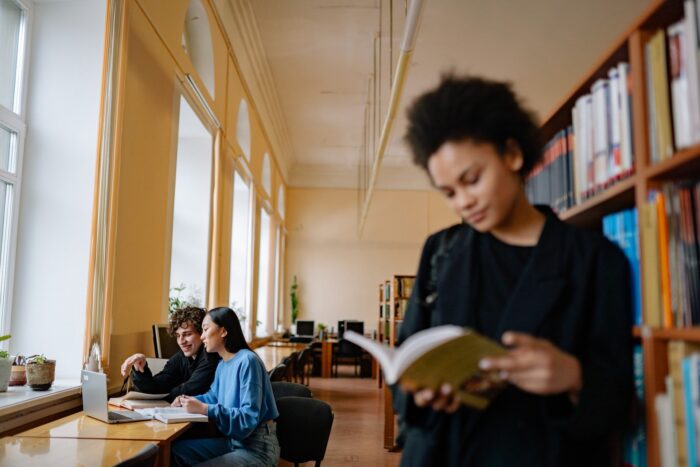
top-left (121, 391), bottom-right (168, 400)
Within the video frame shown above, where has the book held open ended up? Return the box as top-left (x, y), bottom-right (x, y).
top-left (345, 325), bottom-right (508, 409)
top-left (134, 407), bottom-right (209, 424)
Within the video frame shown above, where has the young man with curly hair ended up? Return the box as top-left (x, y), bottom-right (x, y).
top-left (120, 306), bottom-right (220, 401)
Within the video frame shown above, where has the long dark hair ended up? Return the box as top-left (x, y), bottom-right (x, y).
top-left (207, 307), bottom-right (251, 353)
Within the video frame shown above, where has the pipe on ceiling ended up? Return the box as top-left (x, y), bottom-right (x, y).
top-left (358, 0), bottom-right (426, 235)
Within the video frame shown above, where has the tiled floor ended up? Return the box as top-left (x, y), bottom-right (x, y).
top-left (280, 371), bottom-right (402, 466)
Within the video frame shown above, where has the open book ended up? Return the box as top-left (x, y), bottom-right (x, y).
top-left (345, 325), bottom-right (508, 410)
top-left (108, 391), bottom-right (170, 410)
top-left (134, 407), bottom-right (209, 424)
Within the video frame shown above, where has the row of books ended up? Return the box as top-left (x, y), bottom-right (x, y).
top-left (624, 345), bottom-right (647, 467)
top-left (642, 181), bottom-right (700, 328)
top-left (655, 342), bottom-right (700, 467)
top-left (602, 208), bottom-right (642, 326)
top-left (647, 1), bottom-right (700, 164)
top-left (526, 61), bottom-right (635, 211)
top-left (395, 276), bottom-right (415, 299)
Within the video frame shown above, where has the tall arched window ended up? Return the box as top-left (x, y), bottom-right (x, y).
top-left (236, 100), bottom-right (251, 160)
top-left (262, 152), bottom-right (271, 196)
top-left (277, 185), bottom-right (285, 220)
top-left (182, 0), bottom-right (215, 98)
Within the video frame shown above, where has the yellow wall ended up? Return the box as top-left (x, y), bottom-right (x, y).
top-left (285, 188), bottom-right (458, 333)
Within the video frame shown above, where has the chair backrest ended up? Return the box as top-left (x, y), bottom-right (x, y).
top-left (114, 443), bottom-right (159, 467)
top-left (336, 338), bottom-right (362, 357)
top-left (296, 347), bottom-right (314, 366)
top-left (269, 363), bottom-right (287, 382)
top-left (151, 324), bottom-right (179, 359)
top-left (272, 381), bottom-right (313, 400)
top-left (276, 397), bottom-right (334, 465)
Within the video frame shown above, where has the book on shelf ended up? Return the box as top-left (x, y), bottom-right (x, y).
top-left (624, 345), bottom-right (647, 467)
top-left (345, 325), bottom-right (507, 410)
top-left (134, 407), bottom-right (209, 424)
top-left (108, 391), bottom-right (170, 410)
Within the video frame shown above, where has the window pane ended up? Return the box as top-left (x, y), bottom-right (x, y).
top-left (0, 124), bottom-right (17, 173)
top-left (0, 180), bottom-right (12, 331)
top-left (256, 209), bottom-right (271, 337)
top-left (230, 171), bottom-right (252, 338)
top-left (170, 97), bottom-right (213, 310)
top-left (0, 0), bottom-right (22, 111)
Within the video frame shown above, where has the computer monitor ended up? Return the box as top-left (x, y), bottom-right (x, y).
top-left (344, 320), bottom-right (364, 337)
top-left (295, 320), bottom-right (315, 337)
top-left (338, 320), bottom-right (346, 339)
top-left (152, 324), bottom-right (180, 359)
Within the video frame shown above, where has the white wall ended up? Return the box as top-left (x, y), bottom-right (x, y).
top-left (10, 0), bottom-right (106, 380)
top-left (285, 188), bottom-right (458, 334)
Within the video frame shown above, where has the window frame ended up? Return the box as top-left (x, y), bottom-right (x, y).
top-left (0, 0), bottom-right (31, 339)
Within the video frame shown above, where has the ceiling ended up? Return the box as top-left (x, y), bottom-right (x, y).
top-left (217, 0), bottom-right (652, 190)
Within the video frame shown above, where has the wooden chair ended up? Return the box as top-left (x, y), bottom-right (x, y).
top-left (269, 363), bottom-right (287, 382)
top-left (332, 339), bottom-right (362, 377)
top-left (276, 397), bottom-right (334, 467)
top-left (295, 348), bottom-right (314, 386)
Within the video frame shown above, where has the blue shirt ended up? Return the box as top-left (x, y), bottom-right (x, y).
top-left (195, 349), bottom-right (279, 439)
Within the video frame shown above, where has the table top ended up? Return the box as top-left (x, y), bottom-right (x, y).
top-left (17, 411), bottom-right (189, 442)
top-left (0, 437), bottom-right (154, 467)
top-left (254, 343), bottom-right (307, 370)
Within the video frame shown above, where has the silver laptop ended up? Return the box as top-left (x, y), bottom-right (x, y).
top-left (81, 370), bottom-right (151, 424)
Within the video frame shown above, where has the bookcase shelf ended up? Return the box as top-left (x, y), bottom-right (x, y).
top-left (538, 1), bottom-right (700, 465)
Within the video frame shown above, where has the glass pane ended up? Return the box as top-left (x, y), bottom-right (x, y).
top-left (256, 209), bottom-right (271, 337)
top-left (0, 124), bottom-right (16, 173)
top-left (0, 0), bottom-right (22, 111)
top-left (0, 180), bottom-right (12, 334)
top-left (230, 171), bottom-right (252, 339)
top-left (170, 96), bottom-right (213, 311)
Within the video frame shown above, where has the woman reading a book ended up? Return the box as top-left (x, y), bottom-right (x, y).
top-left (170, 307), bottom-right (280, 466)
top-left (395, 75), bottom-right (633, 466)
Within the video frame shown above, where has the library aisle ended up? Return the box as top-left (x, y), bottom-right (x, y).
top-left (279, 371), bottom-right (401, 467)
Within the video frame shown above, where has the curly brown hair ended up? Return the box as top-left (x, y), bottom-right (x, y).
top-left (168, 306), bottom-right (207, 336)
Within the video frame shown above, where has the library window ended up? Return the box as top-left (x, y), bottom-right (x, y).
top-left (169, 96), bottom-right (213, 309)
top-left (0, 0), bottom-right (27, 339)
top-left (182, 0), bottom-right (215, 99)
top-left (277, 185), bottom-right (285, 220)
top-left (229, 169), bottom-right (253, 340)
top-left (236, 99), bottom-right (251, 161)
top-left (262, 152), bottom-right (271, 195)
top-left (256, 207), bottom-right (272, 337)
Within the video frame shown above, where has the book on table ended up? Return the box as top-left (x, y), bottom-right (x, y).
top-left (344, 325), bottom-right (508, 410)
top-left (134, 407), bottom-right (209, 424)
top-left (108, 391), bottom-right (171, 410)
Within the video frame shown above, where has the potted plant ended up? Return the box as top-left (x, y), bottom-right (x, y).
top-left (25, 354), bottom-right (56, 391)
top-left (317, 323), bottom-right (327, 340)
top-left (0, 334), bottom-right (10, 392)
top-left (10, 355), bottom-right (26, 386)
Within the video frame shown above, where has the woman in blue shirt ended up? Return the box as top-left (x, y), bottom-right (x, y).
top-left (170, 307), bottom-right (280, 466)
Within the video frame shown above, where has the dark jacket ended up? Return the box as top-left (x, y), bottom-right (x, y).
top-left (131, 349), bottom-right (220, 402)
top-left (394, 207), bottom-right (634, 467)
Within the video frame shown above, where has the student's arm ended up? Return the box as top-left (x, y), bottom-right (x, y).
top-left (207, 356), bottom-right (264, 439)
top-left (130, 355), bottom-right (182, 396)
top-left (193, 367), bottom-right (220, 405)
top-left (167, 353), bottom-right (218, 399)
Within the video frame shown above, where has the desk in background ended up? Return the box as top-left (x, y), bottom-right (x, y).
top-left (0, 437), bottom-right (153, 467)
top-left (254, 343), bottom-right (307, 371)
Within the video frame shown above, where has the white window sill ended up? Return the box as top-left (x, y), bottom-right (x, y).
top-left (0, 379), bottom-right (81, 435)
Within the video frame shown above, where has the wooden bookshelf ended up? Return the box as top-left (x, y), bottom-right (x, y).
top-left (543, 1), bottom-right (700, 465)
top-left (377, 275), bottom-right (415, 450)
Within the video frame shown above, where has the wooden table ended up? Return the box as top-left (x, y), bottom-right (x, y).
top-left (254, 343), bottom-right (307, 371)
top-left (0, 437), bottom-right (153, 466)
top-left (17, 411), bottom-right (190, 466)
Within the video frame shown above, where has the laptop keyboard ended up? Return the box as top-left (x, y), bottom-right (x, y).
top-left (108, 411), bottom-right (134, 421)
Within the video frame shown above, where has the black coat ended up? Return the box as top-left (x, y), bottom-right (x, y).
top-left (394, 207), bottom-right (634, 467)
top-left (131, 349), bottom-right (219, 402)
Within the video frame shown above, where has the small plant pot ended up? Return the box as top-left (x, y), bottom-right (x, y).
top-left (26, 360), bottom-right (55, 391)
top-left (9, 365), bottom-right (26, 386)
top-left (0, 358), bottom-right (10, 392)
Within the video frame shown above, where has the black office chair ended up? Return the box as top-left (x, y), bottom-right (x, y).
top-left (272, 381), bottom-right (313, 400)
top-left (332, 339), bottom-right (362, 377)
top-left (114, 443), bottom-right (159, 467)
top-left (295, 348), bottom-right (314, 386)
top-left (276, 396), bottom-right (334, 467)
top-left (269, 363), bottom-right (287, 382)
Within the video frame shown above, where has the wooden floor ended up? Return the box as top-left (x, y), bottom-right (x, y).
top-left (280, 370), bottom-right (402, 466)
